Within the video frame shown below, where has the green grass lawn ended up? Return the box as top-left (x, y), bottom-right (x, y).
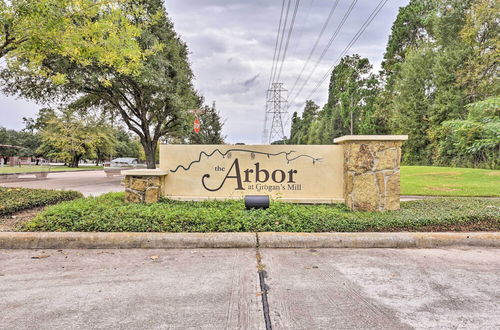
top-left (21, 192), bottom-right (500, 232)
top-left (0, 165), bottom-right (103, 174)
top-left (401, 166), bottom-right (500, 197)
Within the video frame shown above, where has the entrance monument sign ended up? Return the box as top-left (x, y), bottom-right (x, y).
top-left (122, 135), bottom-right (408, 211)
top-left (160, 145), bottom-right (344, 203)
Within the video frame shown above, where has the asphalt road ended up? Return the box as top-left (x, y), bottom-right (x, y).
top-left (1, 248), bottom-right (499, 329)
top-left (0, 171), bottom-right (123, 196)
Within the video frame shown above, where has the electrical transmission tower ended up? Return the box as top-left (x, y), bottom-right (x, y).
top-left (262, 82), bottom-right (288, 144)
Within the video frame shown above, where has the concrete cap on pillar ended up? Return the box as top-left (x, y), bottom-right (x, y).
top-left (333, 135), bottom-right (408, 144)
top-left (121, 169), bottom-right (169, 176)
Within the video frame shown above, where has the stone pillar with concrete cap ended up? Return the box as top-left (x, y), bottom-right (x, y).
top-left (333, 135), bottom-right (408, 211)
top-left (122, 169), bottom-right (168, 204)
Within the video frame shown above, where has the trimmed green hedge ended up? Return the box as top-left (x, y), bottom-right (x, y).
top-left (22, 192), bottom-right (500, 232)
top-left (0, 187), bottom-right (83, 216)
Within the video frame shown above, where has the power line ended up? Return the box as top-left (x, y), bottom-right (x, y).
top-left (269, 0), bottom-right (292, 88)
top-left (289, 0), bottom-right (359, 106)
top-left (264, 0), bottom-right (299, 144)
top-left (275, 0), bottom-right (301, 82)
top-left (267, 0), bottom-right (287, 89)
top-left (305, 0), bottom-right (389, 102)
top-left (289, 0), bottom-right (315, 55)
top-left (288, 0), bottom-right (340, 97)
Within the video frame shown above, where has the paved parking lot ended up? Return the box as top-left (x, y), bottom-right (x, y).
top-left (1, 248), bottom-right (499, 329)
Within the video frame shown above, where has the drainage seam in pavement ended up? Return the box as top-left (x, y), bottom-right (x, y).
top-left (256, 233), bottom-right (272, 330)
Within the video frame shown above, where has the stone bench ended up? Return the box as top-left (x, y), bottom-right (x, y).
top-left (104, 165), bottom-right (147, 177)
top-left (0, 172), bottom-right (49, 183)
top-left (122, 169), bottom-right (168, 204)
top-left (104, 167), bottom-right (127, 177)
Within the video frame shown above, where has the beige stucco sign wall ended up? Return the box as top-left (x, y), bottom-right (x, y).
top-left (159, 145), bottom-right (344, 203)
top-left (123, 135), bottom-right (408, 211)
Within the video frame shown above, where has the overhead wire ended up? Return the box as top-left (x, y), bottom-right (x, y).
top-left (289, 0), bottom-right (359, 106)
top-left (304, 0), bottom-right (390, 103)
top-left (269, 0), bottom-right (292, 88)
top-left (288, 0), bottom-right (340, 98)
top-left (264, 0), bottom-right (287, 143)
top-left (289, 0), bottom-right (315, 54)
top-left (275, 0), bottom-right (301, 82)
top-left (267, 0), bottom-right (287, 89)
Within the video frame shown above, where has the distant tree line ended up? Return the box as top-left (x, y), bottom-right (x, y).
top-left (0, 108), bottom-right (144, 167)
top-left (290, 0), bottom-right (499, 169)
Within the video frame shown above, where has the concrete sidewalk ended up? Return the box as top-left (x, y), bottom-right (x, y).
top-left (263, 248), bottom-right (500, 329)
top-left (1, 248), bottom-right (499, 329)
top-left (0, 249), bottom-right (264, 329)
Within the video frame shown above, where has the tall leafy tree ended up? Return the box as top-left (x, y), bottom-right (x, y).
top-left (289, 112), bottom-right (301, 144)
top-left (381, 0), bottom-right (436, 80)
top-left (22, 108), bottom-right (57, 133)
top-left (289, 100), bottom-right (319, 144)
top-left (322, 54), bottom-right (379, 140)
top-left (2, 0), bottom-right (200, 168)
top-left (289, 56), bottom-right (379, 145)
top-left (428, 0), bottom-right (472, 125)
top-left (391, 46), bottom-right (435, 164)
top-left (113, 129), bottom-right (142, 159)
top-left (386, 0), bottom-right (479, 163)
top-left (375, 0), bottom-right (437, 136)
top-left (37, 109), bottom-right (116, 167)
top-left (457, 0), bottom-right (500, 101)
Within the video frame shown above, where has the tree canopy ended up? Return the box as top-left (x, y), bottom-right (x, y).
top-left (289, 55), bottom-right (379, 145)
top-left (0, 0), bottom-right (147, 77)
top-left (289, 0), bottom-right (499, 169)
top-left (36, 109), bottom-right (115, 167)
top-left (1, 0), bottom-right (209, 168)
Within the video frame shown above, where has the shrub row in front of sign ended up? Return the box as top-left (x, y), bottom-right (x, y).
top-left (21, 193), bottom-right (500, 232)
top-left (0, 187), bottom-right (83, 216)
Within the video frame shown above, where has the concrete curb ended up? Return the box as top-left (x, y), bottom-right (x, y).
top-left (0, 232), bottom-right (498, 249)
top-left (0, 169), bottom-right (105, 176)
top-left (258, 232), bottom-right (500, 248)
top-left (0, 232), bottom-right (256, 249)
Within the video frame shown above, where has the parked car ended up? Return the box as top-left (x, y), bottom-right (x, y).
top-left (110, 158), bottom-right (139, 167)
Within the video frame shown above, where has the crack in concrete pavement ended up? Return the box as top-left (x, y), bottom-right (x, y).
top-left (256, 233), bottom-right (272, 330)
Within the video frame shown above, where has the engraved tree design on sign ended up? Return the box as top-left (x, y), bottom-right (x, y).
top-left (170, 149), bottom-right (322, 173)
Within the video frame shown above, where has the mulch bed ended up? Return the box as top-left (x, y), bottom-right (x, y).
top-left (0, 207), bottom-right (44, 232)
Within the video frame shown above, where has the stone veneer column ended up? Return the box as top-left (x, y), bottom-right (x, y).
top-left (333, 135), bottom-right (408, 211)
top-left (122, 169), bottom-right (168, 204)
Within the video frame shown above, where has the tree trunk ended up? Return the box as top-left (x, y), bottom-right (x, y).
top-left (350, 111), bottom-right (354, 135)
top-left (350, 96), bottom-right (354, 135)
top-left (71, 155), bottom-right (81, 168)
top-left (142, 141), bottom-right (157, 169)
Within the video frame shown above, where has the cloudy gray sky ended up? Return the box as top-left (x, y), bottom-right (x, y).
top-left (0, 0), bottom-right (408, 144)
